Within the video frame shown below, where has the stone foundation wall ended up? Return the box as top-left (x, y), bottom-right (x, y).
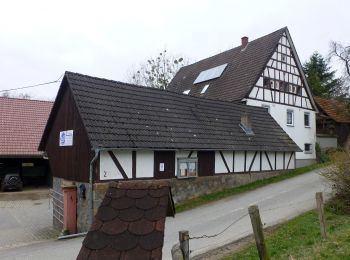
top-left (53, 170), bottom-right (289, 233)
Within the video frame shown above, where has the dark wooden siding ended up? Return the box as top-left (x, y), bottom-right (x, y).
top-left (154, 151), bottom-right (175, 179)
top-left (198, 151), bottom-right (215, 176)
top-left (336, 123), bottom-right (350, 148)
top-left (44, 83), bottom-right (93, 182)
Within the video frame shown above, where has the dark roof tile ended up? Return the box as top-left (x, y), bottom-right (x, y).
top-left (101, 218), bottom-right (128, 235)
top-left (128, 219), bottom-right (155, 235)
top-left (83, 231), bottom-right (111, 250)
top-left (78, 180), bottom-right (174, 259)
top-left (139, 231), bottom-right (164, 251)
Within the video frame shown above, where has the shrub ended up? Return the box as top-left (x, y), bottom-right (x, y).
top-left (321, 150), bottom-right (350, 214)
top-left (315, 143), bottom-right (331, 163)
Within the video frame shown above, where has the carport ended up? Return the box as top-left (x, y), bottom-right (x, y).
top-left (0, 96), bottom-right (53, 189)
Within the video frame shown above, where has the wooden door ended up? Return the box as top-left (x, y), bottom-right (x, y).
top-left (154, 151), bottom-right (175, 179)
top-left (198, 151), bottom-right (215, 176)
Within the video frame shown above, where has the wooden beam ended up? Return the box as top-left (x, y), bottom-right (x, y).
top-left (244, 151), bottom-right (247, 172)
top-left (249, 151), bottom-right (258, 172)
top-left (132, 151), bottom-right (136, 179)
top-left (219, 151), bottom-right (230, 173)
top-left (108, 151), bottom-right (129, 180)
top-left (283, 152), bottom-right (286, 170)
top-left (264, 152), bottom-right (273, 171)
top-left (187, 151), bottom-right (193, 158)
top-left (232, 151), bottom-right (235, 173)
top-left (286, 152), bottom-right (293, 169)
top-left (274, 152), bottom-right (277, 170)
top-left (259, 152), bottom-right (262, 171)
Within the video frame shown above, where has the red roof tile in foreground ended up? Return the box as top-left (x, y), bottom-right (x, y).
top-left (77, 180), bottom-right (175, 260)
top-left (0, 97), bottom-right (53, 157)
top-left (314, 96), bottom-right (350, 123)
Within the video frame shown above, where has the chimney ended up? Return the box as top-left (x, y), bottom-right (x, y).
top-left (241, 36), bottom-right (249, 48)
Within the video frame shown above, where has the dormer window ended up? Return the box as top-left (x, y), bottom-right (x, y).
top-left (200, 84), bottom-right (209, 94)
top-left (239, 112), bottom-right (254, 136)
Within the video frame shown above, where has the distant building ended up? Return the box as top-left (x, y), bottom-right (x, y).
top-left (0, 97), bottom-right (53, 187)
top-left (168, 27), bottom-right (317, 167)
top-left (314, 96), bottom-right (350, 150)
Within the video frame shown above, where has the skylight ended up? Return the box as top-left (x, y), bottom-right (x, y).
top-left (183, 89), bottom-right (190, 95)
top-left (200, 84), bottom-right (209, 94)
top-left (193, 63), bottom-right (227, 84)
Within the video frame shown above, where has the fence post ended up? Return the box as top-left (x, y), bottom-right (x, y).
top-left (248, 205), bottom-right (270, 260)
top-left (316, 192), bottom-right (327, 239)
top-left (179, 230), bottom-right (190, 260)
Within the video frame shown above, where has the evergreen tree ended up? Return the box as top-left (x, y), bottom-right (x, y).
top-left (303, 52), bottom-right (345, 97)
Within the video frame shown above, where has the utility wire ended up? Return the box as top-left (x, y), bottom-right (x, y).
top-left (0, 74), bottom-right (63, 93)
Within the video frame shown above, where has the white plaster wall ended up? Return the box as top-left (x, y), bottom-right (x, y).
top-left (246, 99), bottom-right (316, 161)
top-left (234, 152), bottom-right (245, 172)
top-left (136, 151), bottom-right (154, 178)
top-left (215, 151), bottom-right (233, 174)
top-left (99, 150), bottom-right (132, 180)
top-left (175, 151), bottom-right (197, 177)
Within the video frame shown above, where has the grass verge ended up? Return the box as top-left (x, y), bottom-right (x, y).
top-left (222, 202), bottom-right (350, 259)
top-left (175, 163), bottom-right (325, 213)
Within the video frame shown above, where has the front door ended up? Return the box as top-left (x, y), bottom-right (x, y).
top-left (154, 151), bottom-right (175, 179)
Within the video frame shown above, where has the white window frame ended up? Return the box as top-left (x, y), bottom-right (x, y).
top-left (177, 158), bottom-right (198, 178)
top-left (304, 112), bottom-right (311, 127)
top-left (304, 143), bottom-right (313, 154)
top-left (286, 109), bottom-right (294, 126)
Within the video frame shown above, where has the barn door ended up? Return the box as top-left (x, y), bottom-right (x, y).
top-left (154, 151), bottom-right (175, 179)
top-left (198, 151), bottom-right (215, 176)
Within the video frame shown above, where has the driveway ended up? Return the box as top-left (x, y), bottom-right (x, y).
top-left (0, 169), bottom-right (330, 259)
top-left (0, 189), bottom-right (58, 250)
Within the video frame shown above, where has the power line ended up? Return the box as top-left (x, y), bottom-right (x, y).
top-left (0, 74), bottom-right (63, 93)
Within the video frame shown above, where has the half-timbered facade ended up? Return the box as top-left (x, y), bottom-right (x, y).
top-left (168, 27), bottom-right (317, 166)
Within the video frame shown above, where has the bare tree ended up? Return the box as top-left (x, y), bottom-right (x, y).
top-left (128, 49), bottom-right (188, 90)
top-left (1, 91), bottom-right (31, 99)
top-left (328, 41), bottom-right (350, 91)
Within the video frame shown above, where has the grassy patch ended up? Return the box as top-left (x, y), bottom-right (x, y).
top-left (175, 163), bottom-right (324, 213)
top-left (222, 204), bottom-right (350, 259)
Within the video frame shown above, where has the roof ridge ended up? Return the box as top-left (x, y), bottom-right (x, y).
top-left (0, 96), bottom-right (54, 103)
top-left (179, 27), bottom-right (287, 70)
top-left (65, 71), bottom-right (258, 109)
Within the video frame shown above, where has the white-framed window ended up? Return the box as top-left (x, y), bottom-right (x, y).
top-left (286, 109), bottom-right (294, 126)
top-left (177, 158), bottom-right (198, 178)
top-left (304, 112), bottom-right (310, 127)
top-left (304, 143), bottom-right (312, 154)
top-left (261, 104), bottom-right (270, 114)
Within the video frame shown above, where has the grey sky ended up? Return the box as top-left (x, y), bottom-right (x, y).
top-left (0, 0), bottom-right (348, 100)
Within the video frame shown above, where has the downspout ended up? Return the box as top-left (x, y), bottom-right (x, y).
top-left (89, 148), bottom-right (100, 226)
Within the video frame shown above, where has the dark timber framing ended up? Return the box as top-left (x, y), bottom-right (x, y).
top-left (132, 151), bottom-right (136, 179)
top-left (248, 151), bottom-right (258, 172)
top-left (108, 151), bottom-right (129, 180)
top-left (219, 151), bottom-right (230, 173)
top-left (264, 151), bottom-right (273, 171)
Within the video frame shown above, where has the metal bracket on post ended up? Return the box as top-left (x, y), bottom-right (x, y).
top-left (179, 230), bottom-right (190, 260)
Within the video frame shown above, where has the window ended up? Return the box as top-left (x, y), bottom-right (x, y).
top-left (183, 89), bottom-right (190, 95)
top-left (263, 77), bottom-right (274, 89)
top-left (200, 84), bottom-right (209, 94)
top-left (286, 110), bottom-right (294, 126)
top-left (194, 64), bottom-right (227, 84)
top-left (177, 158), bottom-right (198, 178)
top-left (304, 112), bottom-right (310, 127)
top-left (261, 104), bottom-right (270, 113)
top-left (304, 143), bottom-right (312, 154)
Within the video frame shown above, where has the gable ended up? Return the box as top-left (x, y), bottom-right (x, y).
top-left (247, 31), bottom-right (316, 111)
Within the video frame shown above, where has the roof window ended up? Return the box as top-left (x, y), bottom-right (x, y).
top-left (183, 89), bottom-right (190, 95)
top-left (193, 64), bottom-right (227, 84)
top-left (200, 84), bottom-right (209, 94)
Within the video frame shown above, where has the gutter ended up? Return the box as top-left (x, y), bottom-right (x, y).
top-left (89, 149), bottom-right (100, 226)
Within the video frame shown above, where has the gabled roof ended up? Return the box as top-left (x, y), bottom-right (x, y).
top-left (314, 96), bottom-right (350, 123)
top-left (77, 180), bottom-right (174, 260)
top-left (0, 97), bottom-right (53, 157)
top-left (40, 71), bottom-right (300, 152)
top-left (167, 27), bottom-right (286, 101)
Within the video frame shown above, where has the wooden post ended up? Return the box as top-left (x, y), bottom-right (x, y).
top-left (248, 205), bottom-right (270, 260)
top-left (179, 230), bottom-right (189, 260)
top-left (316, 192), bottom-right (327, 239)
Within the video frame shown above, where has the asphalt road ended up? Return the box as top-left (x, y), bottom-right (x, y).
top-left (0, 169), bottom-right (330, 260)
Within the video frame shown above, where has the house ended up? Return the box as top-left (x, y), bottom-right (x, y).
top-left (0, 96), bottom-right (53, 188)
top-left (39, 71), bottom-right (300, 232)
top-left (168, 27), bottom-right (317, 167)
top-left (314, 96), bottom-right (350, 150)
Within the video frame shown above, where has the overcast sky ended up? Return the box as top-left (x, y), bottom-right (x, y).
top-left (0, 0), bottom-right (348, 100)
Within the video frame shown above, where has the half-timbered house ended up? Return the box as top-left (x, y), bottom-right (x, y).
top-left (168, 27), bottom-right (317, 167)
top-left (39, 71), bottom-right (300, 232)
